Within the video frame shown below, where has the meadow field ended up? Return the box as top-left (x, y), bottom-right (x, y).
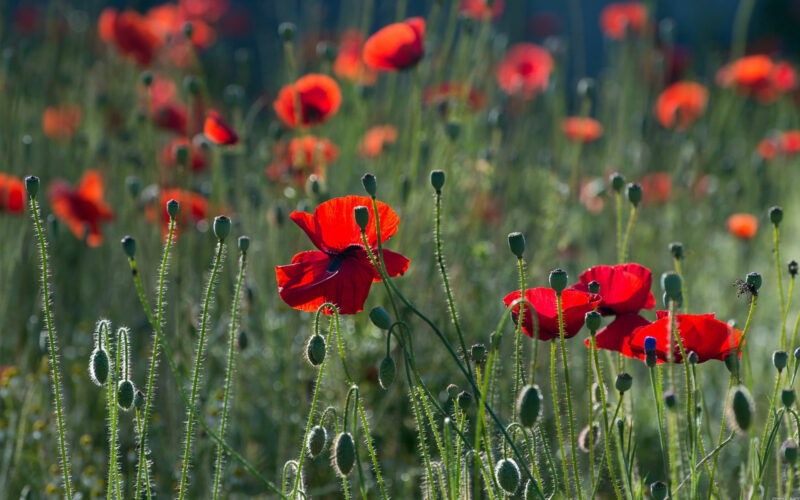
top-left (1, 0), bottom-right (799, 498)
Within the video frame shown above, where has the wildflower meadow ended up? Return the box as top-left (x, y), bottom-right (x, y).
top-left (3, 0), bottom-right (800, 498)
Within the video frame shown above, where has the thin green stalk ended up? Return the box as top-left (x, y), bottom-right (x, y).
top-left (551, 341), bottom-right (570, 496)
top-left (776, 225), bottom-right (787, 349)
top-left (706, 378), bottom-right (734, 500)
top-left (649, 366), bottom-right (671, 497)
top-left (674, 258), bottom-right (690, 314)
top-left (99, 321), bottom-right (119, 500)
top-left (620, 206), bottom-right (637, 263)
top-left (589, 333), bottom-right (623, 499)
top-left (615, 193), bottom-right (623, 263)
top-left (556, 294), bottom-right (583, 500)
top-left (514, 257), bottom-right (526, 413)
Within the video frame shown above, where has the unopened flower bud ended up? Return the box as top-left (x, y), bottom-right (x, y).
top-left (25, 175), bottom-right (39, 198)
top-left (782, 388), bottom-right (795, 407)
top-left (729, 385), bottom-right (754, 432)
top-left (89, 348), bottom-right (109, 386)
top-left (238, 236), bottom-right (250, 254)
top-left (579, 423), bottom-right (600, 452)
top-left (585, 311), bottom-right (601, 332)
top-left (615, 373), bottom-right (632, 393)
top-left (378, 356), bottom-right (396, 390)
top-left (782, 440), bottom-right (798, 464)
top-left (237, 330), bottom-right (248, 351)
top-left (769, 205), bottom-right (784, 226)
top-left (117, 380), bottom-right (135, 411)
top-left (626, 182), bottom-right (642, 206)
top-left (549, 268), bottom-right (568, 294)
top-left (278, 22), bottom-right (296, 42)
top-left (121, 236), bottom-right (136, 259)
top-left (517, 384), bottom-right (542, 428)
top-left (789, 260), bottom-right (799, 277)
top-left (369, 307), bottom-right (392, 330)
top-left (660, 272), bottom-right (682, 300)
top-left (610, 173), bottom-right (625, 192)
top-left (430, 170), bottom-right (445, 192)
top-left (446, 384), bottom-right (459, 400)
top-left (470, 343), bottom-right (486, 363)
top-left (354, 206), bottom-right (369, 231)
top-left (663, 391), bottom-right (677, 409)
top-left (724, 353), bottom-right (739, 378)
top-left (361, 173), bottom-right (377, 197)
top-left (306, 334), bottom-right (326, 366)
top-left (134, 390), bottom-right (145, 412)
top-left (333, 432), bottom-right (355, 476)
top-left (650, 481), bottom-right (668, 500)
top-left (588, 280), bottom-right (600, 294)
top-left (307, 425), bottom-right (327, 458)
top-left (745, 272), bottom-right (762, 291)
top-left (774, 350), bottom-right (788, 372)
top-left (167, 199), bottom-right (180, 219)
top-left (213, 216), bottom-right (231, 241)
top-left (687, 351), bottom-right (698, 364)
top-left (457, 390), bottom-right (473, 410)
top-left (495, 458), bottom-right (521, 494)
top-left (669, 242), bottom-right (684, 260)
top-left (508, 232), bottom-right (525, 258)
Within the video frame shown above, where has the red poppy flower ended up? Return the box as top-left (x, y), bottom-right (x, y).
top-left (459, 0), bottom-right (504, 20)
top-left (0, 174), bottom-right (25, 214)
top-left (149, 188), bottom-right (209, 238)
top-left (98, 8), bottom-right (118, 43)
top-left (273, 74), bottom-right (342, 128)
top-left (334, 30), bottom-right (377, 86)
top-left (579, 179), bottom-right (605, 215)
top-left (503, 288), bottom-right (601, 341)
top-left (717, 55), bottom-right (797, 103)
top-left (600, 2), bottom-right (647, 40)
top-left (267, 136), bottom-right (340, 185)
top-left (627, 311), bottom-right (743, 363)
top-left (42, 105), bottom-right (82, 141)
top-left (108, 9), bottom-right (162, 66)
top-left (146, 4), bottom-right (217, 50)
top-left (570, 263), bottom-right (655, 316)
top-left (179, 0), bottom-right (230, 23)
top-left (48, 170), bottom-right (114, 247)
top-left (358, 125), bottom-right (398, 158)
top-left (496, 43), bottom-right (553, 99)
top-left (562, 117), bottom-right (603, 143)
top-left (204, 110), bottom-right (238, 145)
top-left (584, 312), bottom-right (651, 355)
top-left (423, 83), bottom-right (488, 112)
top-left (781, 130), bottom-right (800, 155)
top-left (276, 196), bottom-right (410, 315)
top-left (639, 172), bottom-right (672, 204)
top-left (152, 100), bottom-right (188, 135)
top-left (758, 137), bottom-right (779, 160)
top-left (362, 17), bottom-right (425, 71)
top-left (162, 137), bottom-right (208, 172)
top-left (727, 213), bottom-right (758, 239)
top-left (654, 81), bottom-right (708, 130)
top-left (14, 4), bottom-right (41, 36)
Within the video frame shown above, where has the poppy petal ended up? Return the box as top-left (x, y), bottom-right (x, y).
top-left (204, 110), bottom-right (239, 145)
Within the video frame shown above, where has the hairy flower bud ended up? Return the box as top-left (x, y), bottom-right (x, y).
top-left (306, 334), bottom-right (326, 366)
top-left (121, 236), bottom-right (136, 259)
top-left (213, 215), bottom-right (231, 242)
top-left (626, 182), bottom-right (642, 206)
top-left (333, 432), bottom-right (355, 476)
top-left (495, 458), bottom-right (521, 494)
top-left (378, 356), bottom-right (396, 390)
top-left (615, 373), bottom-right (633, 393)
top-left (89, 348), bottom-right (109, 386)
top-left (430, 170), bottom-right (445, 192)
top-left (369, 307), bottom-right (392, 330)
top-left (508, 232), bottom-right (526, 258)
top-left (585, 311), bottom-right (601, 332)
top-left (517, 384), bottom-right (542, 428)
top-left (769, 205), bottom-right (784, 226)
top-left (25, 175), bottom-right (39, 199)
top-left (354, 206), bottom-right (369, 232)
top-left (549, 268), bottom-right (568, 295)
top-left (117, 380), bottom-right (135, 411)
top-left (167, 199), bottom-right (180, 219)
top-left (361, 173), bottom-right (377, 197)
top-left (729, 385), bottom-right (754, 433)
top-left (307, 425), bottom-right (327, 458)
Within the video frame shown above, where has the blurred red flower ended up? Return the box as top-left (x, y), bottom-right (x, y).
top-left (42, 105), bottom-right (82, 141)
top-left (727, 213), bottom-right (758, 239)
top-left (359, 125), bottom-right (398, 158)
top-left (571, 263), bottom-right (655, 316)
top-left (654, 81), bottom-right (708, 130)
top-left (48, 170), bottom-right (114, 247)
top-left (503, 288), bottom-right (602, 341)
top-left (274, 74), bottom-right (342, 128)
top-left (204, 110), bottom-right (238, 145)
top-left (717, 55), bottom-right (797, 103)
top-left (179, 0), bottom-right (230, 23)
top-left (334, 30), bottom-right (377, 86)
top-left (496, 43), bottom-right (553, 99)
top-left (267, 136), bottom-right (339, 184)
top-left (639, 172), bottom-right (672, 204)
top-left (363, 17), bottom-right (425, 71)
top-left (423, 82), bottom-right (487, 112)
top-left (276, 196), bottom-right (410, 314)
top-left (162, 137), bottom-right (208, 172)
top-left (600, 2), bottom-right (647, 40)
top-left (150, 188), bottom-right (208, 237)
top-left (459, 0), bottom-right (504, 20)
top-left (0, 174), bottom-right (25, 214)
top-left (562, 117), bottom-right (603, 143)
top-left (101, 9), bottom-right (162, 66)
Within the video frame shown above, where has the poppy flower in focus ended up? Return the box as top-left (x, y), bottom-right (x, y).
top-left (0, 174), bottom-right (25, 214)
top-left (503, 288), bottom-right (601, 341)
top-left (274, 74), bottom-right (342, 128)
top-left (204, 111), bottom-right (238, 145)
top-left (149, 188), bottom-right (208, 238)
top-left (639, 172), bottom-right (672, 204)
top-left (654, 81), bottom-right (708, 130)
top-left (162, 137), bottom-right (208, 172)
top-left (48, 170), bottom-right (114, 247)
top-left (717, 55), bottom-right (797, 103)
top-left (358, 125), bottom-right (398, 158)
top-left (600, 2), bottom-right (647, 40)
top-left (423, 83), bottom-right (487, 113)
top-left (496, 43), bottom-right (553, 99)
top-left (459, 0), bottom-right (504, 20)
top-left (42, 105), bottom-right (82, 141)
top-left (727, 213), bottom-right (758, 240)
top-left (362, 17), bottom-right (425, 71)
top-left (570, 263), bottom-right (655, 316)
top-left (275, 196), bottom-right (410, 315)
top-left (334, 30), bottom-right (377, 86)
top-left (585, 312), bottom-right (651, 355)
top-left (562, 117), bottom-right (603, 143)
top-left (627, 311), bottom-right (743, 363)
top-left (105, 9), bottom-right (162, 66)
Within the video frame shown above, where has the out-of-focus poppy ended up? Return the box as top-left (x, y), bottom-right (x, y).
top-left (42, 105), bottom-right (82, 141)
top-left (267, 136), bottom-right (340, 185)
top-left (717, 55), bottom-right (797, 103)
top-left (571, 263), bottom-right (655, 316)
top-left (14, 4), bottom-right (41, 36)
top-left (152, 101), bottom-right (188, 135)
top-left (758, 137), bottom-right (779, 160)
top-left (727, 213), bottom-right (758, 239)
top-left (362, 17), bottom-right (425, 71)
top-left (105, 9), bottom-right (162, 66)
top-left (274, 74), bottom-right (342, 128)
top-left (654, 81), bottom-right (708, 130)
top-left (503, 288), bottom-right (602, 341)
top-left (179, 0), bottom-right (230, 23)
top-left (358, 125), bottom-right (398, 158)
top-left (334, 30), bottom-right (377, 86)
top-left (527, 12), bottom-right (561, 38)
top-left (204, 110), bottom-right (238, 145)
top-left (150, 188), bottom-right (208, 237)
top-left (275, 196), bottom-right (410, 314)
top-left (0, 174), bottom-right (25, 214)
top-left (758, 131), bottom-right (800, 160)
top-left (562, 117), bottom-right (603, 143)
top-left (600, 2), bottom-right (647, 40)
top-left (162, 137), bottom-right (208, 172)
top-left (423, 82), bottom-right (487, 113)
top-left (781, 130), bottom-right (800, 154)
top-left (98, 8), bottom-right (118, 43)
top-left (579, 179), bottom-right (605, 214)
top-left (639, 172), bottom-right (671, 204)
top-left (496, 43), bottom-right (553, 99)
top-left (48, 170), bottom-right (114, 247)
top-left (459, 0), bottom-right (504, 20)
top-left (146, 4), bottom-right (217, 50)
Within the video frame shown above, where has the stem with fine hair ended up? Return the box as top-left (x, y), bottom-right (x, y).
top-left (621, 206), bottom-right (637, 263)
top-left (556, 294), bottom-right (583, 500)
top-left (775, 225), bottom-right (786, 349)
top-left (589, 333), bottom-right (623, 499)
top-left (615, 193), bottom-right (623, 263)
top-left (550, 341), bottom-right (570, 495)
top-left (514, 257), bottom-right (527, 410)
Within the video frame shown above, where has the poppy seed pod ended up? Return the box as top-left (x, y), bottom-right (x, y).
top-left (769, 205), bottom-right (784, 226)
top-left (729, 385), bottom-right (754, 432)
top-left (610, 173), bottom-right (625, 192)
top-left (306, 334), bottom-right (326, 366)
top-left (615, 373), bottom-right (633, 393)
top-left (25, 175), bottom-right (39, 198)
top-left (354, 205), bottom-right (370, 231)
top-left (307, 425), bottom-right (327, 458)
top-left (495, 458), bottom-right (521, 494)
top-left (121, 236), bottom-right (136, 259)
top-left (117, 380), bottom-right (135, 411)
top-left (278, 22), bottom-right (296, 42)
top-left (508, 232), bottom-right (526, 258)
top-left (790, 260), bottom-right (799, 277)
top-left (430, 170), bottom-right (445, 192)
top-left (446, 384), bottom-right (459, 400)
top-left (650, 481), bottom-right (668, 500)
top-left (333, 432), bottom-right (355, 476)
top-left (140, 71), bottom-right (153, 87)
top-left (669, 242), bottom-right (684, 260)
top-left (166, 199), bottom-right (180, 219)
top-left (549, 268), bottom-right (568, 294)
top-left (369, 307), bottom-right (392, 330)
top-left (745, 272), bottom-right (762, 291)
top-left (213, 216), bottom-right (231, 242)
top-left (663, 391), bottom-right (677, 409)
top-left (134, 390), bottom-right (145, 412)
top-left (782, 388), bottom-right (795, 407)
top-left (773, 350), bottom-right (788, 372)
top-left (238, 236), bottom-right (250, 254)
top-left (585, 311), bottom-right (602, 332)
top-left (660, 272), bottom-right (682, 300)
top-left (687, 351), bottom-right (699, 364)
top-left (361, 173), bottom-right (377, 197)
top-left (782, 440), bottom-right (798, 464)
top-left (89, 348), bottom-right (109, 386)
top-left (626, 182), bottom-right (643, 206)
top-left (378, 356), bottom-right (396, 389)
top-left (588, 280), bottom-right (600, 294)
top-left (516, 384), bottom-right (543, 427)
top-left (457, 390), bottom-right (473, 410)
top-left (470, 343), bottom-right (486, 363)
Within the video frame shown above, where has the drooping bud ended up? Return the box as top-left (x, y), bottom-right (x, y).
top-left (446, 384), bottom-right (459, 400)
top-left (579, 423), bottom-right (600, 452)
top-left (494, 458), bottom-right (521, 494)
top-left (549, 268), bottom-right (568, 295)
top-left (457, 390), bottom-right (473, 410)
top-left (378, 356), bottom-right (396, 390)
top-left (25, 175), bottom-right (40, 199)
top-left (650, 481), bottom-right (668, 500)
top-left (333, 432), bottom-right (355, 476)
top-left (524, 479), bottom-right (538, 500)
top-left (121, 236), bottom-right (136, 259)
top-left (369, 307), bottom-right (392, 330)
top-left (782, 388), bottom-right (795, 407)
top-left (585, 311), bottom-right (601, 332)
top-left (134, 390), bottom-right (145, 412)
top-left (361, 173), bottom-right (377, 197)
top-left (516, 384), bottom-right (542, 428)
top-left (610, 173), bottom-right (625, 193)
top-left (117, 380), bottom-right (135, 411)
top-left (166, 199), bottom-right (180, 219)
top-left (430, 170), bottom-right (445, 192)
top-left (769, 205), bottom-right (784, 226)
top-left (669, 242), bottom-right (684, 260)
top-left (773, 350), bottom-right (788, 372)
top-left (306, 334), bottom-right (326, 366)
top-left (354, 206), bottom-right (369, 232)
top-left (587, 280), bottom-right (600, 294)
top-left (615, 373), bottom-right (633, 393)
top-left (507, 232), bottom-right (526, 258)
top-left (729, 385), bottom-right (754, 433)
top-left (213, 215), bottom-right (231, 242)
top-left (626, 182), bottom-right (643, 206)
top-left (782, 440), bottom-right (798, 464)
top-left (646, 352), bottom-right (658, 367)
top-left (307, 425), bottom-right (327, 458)
top-left (89, 348), bottom-right (109, 386)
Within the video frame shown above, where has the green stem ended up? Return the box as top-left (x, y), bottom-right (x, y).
top-left (621, 206), bottom-right (637, 263)
top-left (590, 333), bottom-right (623, 499)
top-left (615, 193), bottom-right (623, 263)
top-left (648, 366), bottom-right (671, 494)
top-left (557, 294), bottom-right (583, 499)
top-left (551, 341), bottom-right (570, 496)
top-left (514, 257), bottom-right (527, 413)
top-left (706, 378), bottom-right (734, 500)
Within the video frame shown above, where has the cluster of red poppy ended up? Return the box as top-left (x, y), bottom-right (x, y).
top-left (47, 170), bottom-right (114, 247)
top-left (758, 130), bottom-right (800, 161)
top-left (599, 2), bottom-right (648, 40)
top-left (717, 54), bottom-right (797, 103)
top-left (267, 135), bottom-right (340, 186)
top-left (42, 105), bottom-right (82, 141)
top-left (0, 174), bottom-right (25, 215)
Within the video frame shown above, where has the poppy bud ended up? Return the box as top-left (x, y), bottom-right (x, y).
top-left (445, 121), bottom-right (461, 141)
top-left (278, 22), bottom-right (296, 42)
top-left (495, 458), bottom-right (521, 494)
top-left (134, 390), bottom-right (145, 412)
top-left (588, 280), bottom-right (600, 294)
top-left (610, 173), bottom-right (625, 192)
top-left (470, 343), bottom-right (486, 363)
top-left (126, 176), bottom-right (142, 198)
top-left (616, 418), bottom-right (625, 439)
top-left (182, 21), bottom-right (194, 39)
top-left (769, 205), bottom-right (783, 226)
top-left (576, 77), bottom-right (595, 99)
top-left (669, 242), bottom-right (684, 260)
top-left (663, 391), bottom-right (677, 409)
top-left (687, 351), bottom-right (698, 364)
top-left (524, 479), bottom-right (538, 500)
top-left (183, 75), bottom-right (200, 95)
top-left (782, 440), bottom-right (798, 464)
top-left (316, 41), bottom-right (336, 62)
top-left (585, 311), bottom-right (601, 332)
top-left (354, 205), bottom-right (369, 231)
top-left (333, 432), bottom-right (355, 476)
top-left (430, 170), bottom-right (445, 192)
top-left (549, 268), bottom-right (568, 295)
top-left (89, 348), bottom-right (109, 386)
top-left (25, 175), bottom-right (39, 199)
top-left (378, 356), bottom-right (396, 390)
top-left (117, 380), bottom-right (135, 411)
top-left (121, 236), bottom-right (136, 259)
top-left (307, 425), bottom-right (327, 458)
top-left (724, 353), bottom-right (739, 378)
top-left (745, 272), bottom-right (762, 291)
top-left (644, 336), bottom-right (657, 353)
top-left (729, 385), bottom-right (753, 432)
top-left (507, 232), bottom-right (526, 258)
top-left (369, 307), bottom-right (392, 330)
top-left (662, 291), bottom-right (682, 308)
top-left (446, 384), bottom-right (459, 400)
top-left (175, 144), bottom-right (190, 165)
top-left (650, 481), bottom-right (668, 500)
top-left (167, 199), bottom-right (180, 219)
top-left (237, 330), bottom-right (248, 351)
top-left (592, 382), bottom-right (604, 404)
top-left (773, 350), bottom-right (788, 372)
top-left (140, 71), bottom-right (153, 87)
top-left (646, 352), bottom-right (658, 367)
top-left (790, 260), bottom-right (799, 277)
top-left (238, 236), bottom-right (250, 254)
top-left (213, 216), bottom-right (231, 242)
top-left (782, 389), bottom-right (795, 407)
top-left (224, 84), bottom-right (245, 106)
top-left (306, 175), bottom-right (322, 196)
top-left (660, 272), bottom-right (682, 300)
top-left (626, 182), bottom-right (642, 206)
top-left (579, 424), bottom-right (600, 452)
top-left (457, 390), bottom-right (473, 410)
top-left (516, 384), bottom-right (542, 428)
top-left (615, 373), bottom-right (632, 393)
top-left (795, 347), bottom-right (800, 362)
top-left (361, 173), bottom-right (377, 197)
top-left (306, 334), bottom-right (326, 366)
